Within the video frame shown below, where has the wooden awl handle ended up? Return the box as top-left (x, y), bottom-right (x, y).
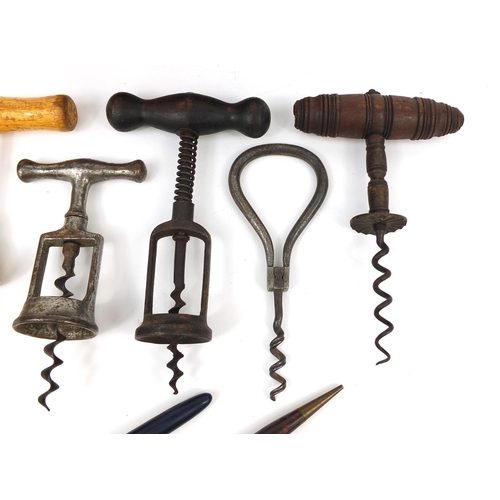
top-left (0, 95), bottom-right (78, 132)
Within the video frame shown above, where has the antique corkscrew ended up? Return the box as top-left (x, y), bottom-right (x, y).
top-left (229, 144), bottom-right (328, 400)
top-left (13, 158), bottom-right (147, 409)
top-left (294, 90), bottom-right (464, 364)
top-left (106, 92), bottom-right (271, 394)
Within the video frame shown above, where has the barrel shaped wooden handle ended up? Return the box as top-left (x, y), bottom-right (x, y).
top-left (0, 95), bottom-right (78, 133)
top-left (106, 92), bottom-right (271, 138)
top-left (294, 91), bottom-right (464, 140)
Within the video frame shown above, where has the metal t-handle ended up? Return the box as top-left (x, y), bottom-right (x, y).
top-left (17, 158), bottom-right (147, 225)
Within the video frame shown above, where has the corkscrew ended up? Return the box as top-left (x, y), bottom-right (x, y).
top-left (294, 90), bottom-right (464, 364)
top-left (229, 144), bottom-right (328, 400)
top-left (13, 158), bottom-right (147, 409)
top-left (106, 92), bottom-right (271, 394)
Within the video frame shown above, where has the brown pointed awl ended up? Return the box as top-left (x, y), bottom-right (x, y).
top-left (254, 385), bottom-right (343, 434)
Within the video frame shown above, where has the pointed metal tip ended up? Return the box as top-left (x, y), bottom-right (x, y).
top-left (38, 397), bottom-right (51, 411)
top-left (326, 384), bottom-right (344, 396)
top-left (255, 385), bottom-right (344, 434)
top-left (318, 384), bottom-right (344, 403)
top-left (299, 384), bottom-right (344, 421)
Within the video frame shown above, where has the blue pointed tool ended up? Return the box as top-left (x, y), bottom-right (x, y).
top-left (128, 393), bottom-right (212, 434)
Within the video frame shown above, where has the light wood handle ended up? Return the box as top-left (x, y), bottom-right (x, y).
top-left (0, 95), bottom-right (78, 132)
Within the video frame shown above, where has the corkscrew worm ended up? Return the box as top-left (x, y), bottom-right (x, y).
top-left (229, 143), bottom-right (328, 400)
top-left (166, 344), bottom-right (185, 394)
top-left (372, 224), bottom-right (393, 364)
top-left (38, 328), bottom-right (66, 411)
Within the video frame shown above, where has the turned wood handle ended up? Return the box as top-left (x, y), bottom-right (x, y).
top-left (106, 92), bottom-right (271, 138)
top-left (0, 95), bottom-right (78, 132)
top-left (294, 91), bottom-right (464, 140)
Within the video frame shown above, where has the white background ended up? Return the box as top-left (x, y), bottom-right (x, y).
top-left (1, 1), bottom-right (498, 498)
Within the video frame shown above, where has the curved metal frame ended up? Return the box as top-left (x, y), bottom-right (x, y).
top-left (228, 143), bottom-right (328, 400)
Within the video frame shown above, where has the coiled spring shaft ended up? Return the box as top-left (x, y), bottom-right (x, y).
top-left (173, 129), bottom-right (198, 203)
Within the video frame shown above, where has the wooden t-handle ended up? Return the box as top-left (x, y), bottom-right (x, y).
top-left (0, 95), bottom-right (78, 132)
top-left (106, 92), bottom-right (271, 138)
top-left (293, 91), bottom-right (463, 140)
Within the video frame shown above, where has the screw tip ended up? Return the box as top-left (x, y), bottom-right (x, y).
top-left (376, 356), bottom-right (391, 365)
top-left (38, 397), bottom-right (51, 411)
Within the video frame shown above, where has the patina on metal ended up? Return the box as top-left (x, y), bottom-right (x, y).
top-left (294, 90), bottom-right (464, 364)
top-left (106, 92), bottom-right (271, 394)
top-left (13, 158), bottom-right (147, 410)
top-left (229, 143), bottom-right (328, 400)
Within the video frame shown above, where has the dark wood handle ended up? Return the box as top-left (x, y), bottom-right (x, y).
top-left (106, 92), bottom-right (271, 138)
top-left (294, 91), bottom-right (464, 140)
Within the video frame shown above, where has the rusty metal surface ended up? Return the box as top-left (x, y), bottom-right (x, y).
top-left (229, 143), bottom-right (328, 400)
top-left (107, 92), bottom-right (271, 395)
top-left (13, 158), bottom-right (146, 409)
top-left (135, 129), bottom-right (213, 394)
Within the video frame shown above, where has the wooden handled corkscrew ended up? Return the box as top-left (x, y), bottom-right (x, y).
top-left (294, 90), bottom-right (464, 364)
top-left (106, 92), bottom-right (271, 394)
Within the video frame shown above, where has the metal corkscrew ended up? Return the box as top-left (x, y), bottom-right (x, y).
top-left (106, 92), bottom-right (271, 394)
top-left (229, 144), bottom-right (328, 400)
top-left (13, 158), bottom-right (147, 409)
top-left (294, 90), bottom-right (464, 364)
